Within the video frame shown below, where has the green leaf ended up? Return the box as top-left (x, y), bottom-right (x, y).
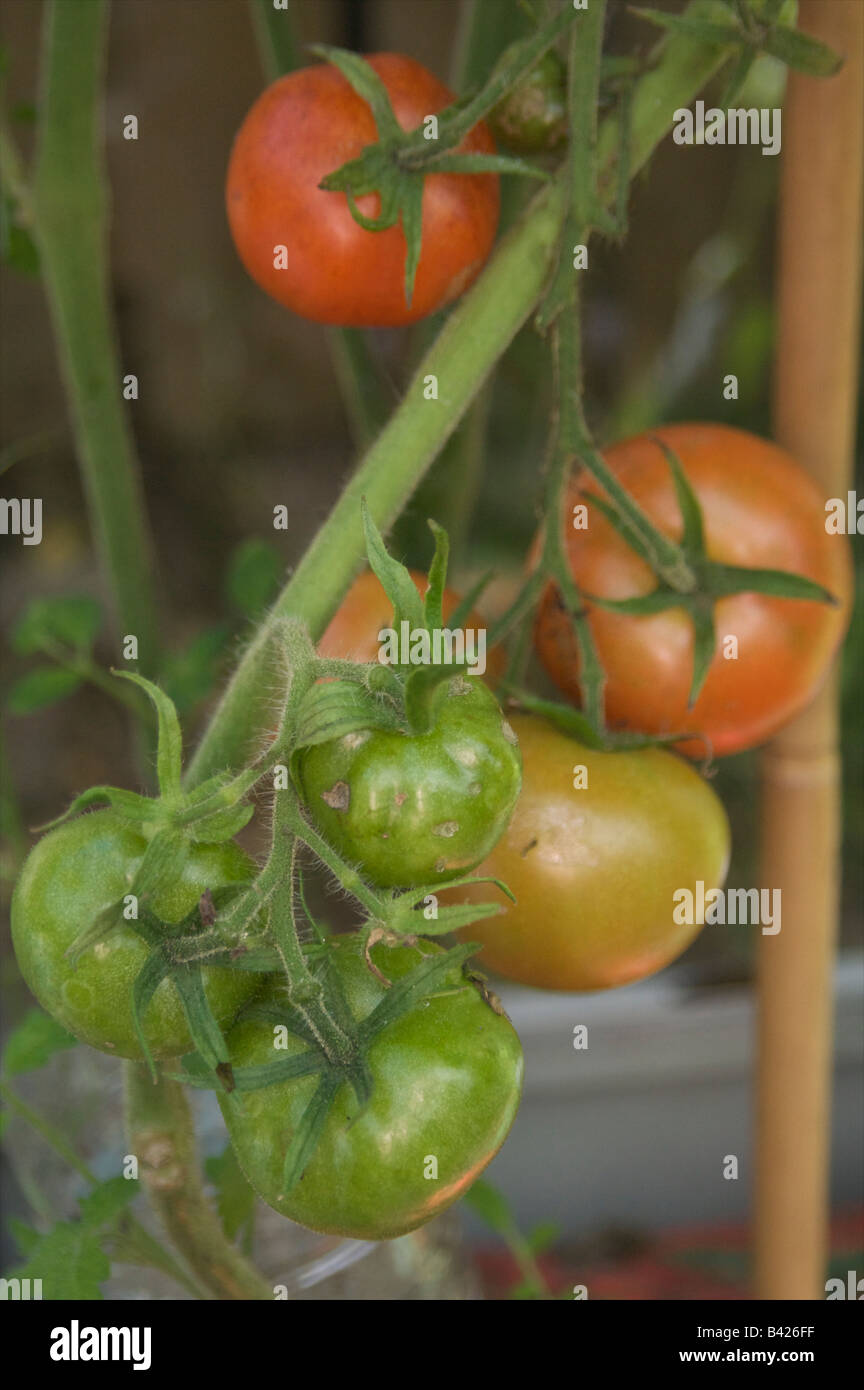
top-left (718, 46), bottom-right (758, 106)
top-left (225, 539), bottom-right (283, 617)
top-left (12, 595), bottom-right (101, 655)
top-left (6, 666), bottom-right (82, 714)
top-left (464, 1178), bottom-right (514, 1235)
top-left (763, 26), bottom-right (842, 78)
top-left (1, 220), bottom-right (40, 276)
top-left (205, 1144), bottom-right (256, 1241)
top-left (79, 1176), bottom-right (138, 1228)
top-left (9, 1221), bottom-right (110, 1300)
top-left (2, 1008), bottom-right (77, 1077)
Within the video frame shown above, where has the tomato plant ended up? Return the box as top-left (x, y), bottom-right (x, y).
top-left (534, 424), bottom-right (852, 756)
top-left (450, 712), bottom-right (731, 992)
top-left (220, 939), bottom-right (523, 1240)
top-left (11, 811), bottom-right (260, 1061)
top-left (226, 54), bottom-right (500, 327)
top-left (294, 675), bottom-right (522, 890)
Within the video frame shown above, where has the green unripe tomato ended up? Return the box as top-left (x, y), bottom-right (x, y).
top-left (294, 676), bottom-right (522, 889)
top-left (490, 52), bottom-right (568, 155)
top-left (11, 810), bottom-right (260, 1060)
top-left (220, 939), bottom-right (524, 1239)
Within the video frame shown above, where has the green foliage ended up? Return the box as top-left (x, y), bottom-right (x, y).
top-left (7, 666), bottom-right (82, 715)
top-left (6, 1178), bottom-right (138, 1301)
top-left (206, 1143), bottom-right (256, 1243)
top-left (2, 1008), bottom-right (77, 1077)
top-left (225, 539), bottom-right (283, 617)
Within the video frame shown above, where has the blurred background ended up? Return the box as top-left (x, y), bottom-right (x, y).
top-left (1, 0), bottom-right (861, 1299)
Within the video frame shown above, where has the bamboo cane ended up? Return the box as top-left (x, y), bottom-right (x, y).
top-left (755, 0), bottom-right (863, 1301)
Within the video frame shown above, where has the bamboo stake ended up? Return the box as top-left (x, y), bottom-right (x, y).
top-left (756, 0), bottom-right (863, 1301)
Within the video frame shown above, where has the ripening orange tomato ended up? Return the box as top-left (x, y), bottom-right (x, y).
top-left (534, 424), bottom-right (852, 756)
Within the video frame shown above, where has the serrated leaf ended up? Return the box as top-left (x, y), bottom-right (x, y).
top-left (2, 1008), bottom-right (77, 1077)
top-left (205, 1144), bottom-right (256, 1241)
top-left (10, 1221), bottom-right (109, 1300)
top-left (763, 26), bottom-right (842, 78)
top-left (7, 666), bottom-right (81, 714)
top-left (12, 596), bottom-right (101, 655)
top-left (225, 539), bottom-right (283, 617)
top-left (464, 1178), bottom-right (514, 1235)
top-left (79, 1176), bottom-right (138, 1228)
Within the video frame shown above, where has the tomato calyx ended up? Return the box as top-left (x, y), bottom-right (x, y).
top-left (178, 938), bottom-right (484, 1199)
top-left (633, 1), bottom-right (842, 107)
top-left (310, 10), bottom-right (575, 306)
top-left (575, 435), bottom-right (841, 706)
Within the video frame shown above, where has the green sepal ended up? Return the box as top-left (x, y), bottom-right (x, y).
top-left (629, 8), bottom-right (742, 45)
top-left (705, 564), bottom-right (839, 605)
top-left (652, 438), bottom-right (706, 557)
top-left (423, 520), bottom-right (448, 632)
top-left (418, 152), bottom-right (550, 180)
top-left (762, 25), bottom-right (842, 77)
top-left (130, 949), bottom-right (173, 1080)
top-left (403, 665), bottom-right (470, 735)
top-left (187, 801), bottom-right (255, 844)
top-left (400, 174), bottom-right (424, 308)
top-left (290, 679), bottom-right (405, 767)
top-left (362, 498), bottom-right (425, 634)
top-left (503, 687), bottom-right (691, 753)
top-left (688, 597), bottom-right (718, 708)
top-left (358, 942), bottom-right (478, 1046)
top-left (308, 45), bottom-right (403, 142)
top-left (281, 1070), bottom-right (343, 1195)
top-left (36, 784), bottom-right (157, 832)
top-left (111, 670), bottom-right (184, 800)
top-left (176, 1047), bottom-right (327, 1093)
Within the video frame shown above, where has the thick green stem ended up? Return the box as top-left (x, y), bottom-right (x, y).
top-left (31, 0), bottom-right (160, 670)
top-left (124, 1065), bottom-right (273, 1301)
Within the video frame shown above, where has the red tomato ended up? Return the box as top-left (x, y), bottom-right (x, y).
top-left (226, 54), bottom-right (500, 327)
top-left (534, 424), bottom-right (852, 756)
top-left (318, 569), bottom-right (506, 682)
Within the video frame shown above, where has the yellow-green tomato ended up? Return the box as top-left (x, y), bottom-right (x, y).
top-left (220, 939), bottom-right (524, 1239)
top-left (450, 713), bottom-right (731, 991)
top-left (11, 810), bottom-right (260, 1060)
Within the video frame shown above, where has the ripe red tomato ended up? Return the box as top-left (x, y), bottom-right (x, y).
top-left (450, 712), bottom-right (731, 992)
top-left (318, 568), bottom-right (505, 681)
top-left (534, 424), bottom-right (852, 756)
top-left (226, 54), bottom-right (500, 327)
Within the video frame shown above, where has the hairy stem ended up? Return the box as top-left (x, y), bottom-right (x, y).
top-left (124, 1065), bottom-right (273, 1301)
